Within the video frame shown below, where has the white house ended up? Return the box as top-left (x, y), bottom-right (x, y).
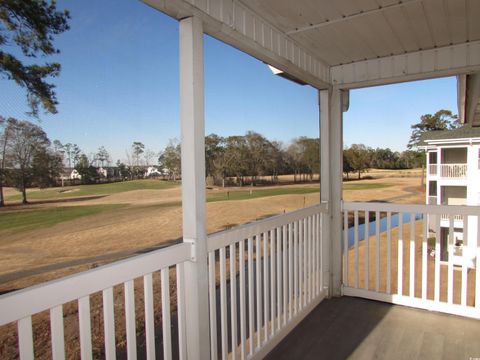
top-left (421, 73), bottom-right (480, 268)
top-left (144, 166), bottom-right (163, 177)
top-left (96, 167), bottom-right (108, 178)
top-left (422, 125), bottom-right (480, 267)
top-left (70, 169), bottom-right (82, 180)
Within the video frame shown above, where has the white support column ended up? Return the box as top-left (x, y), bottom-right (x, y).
top-left (179, 16), bottom-right (210, 359)
top-left (425, 152), bottom-right (430, 204)
top-left (320, 88), bottom-right (344, 297)
top-left (437, 148), bottom-right (441, 203)
top-left (319, 90), bottom-right (330, 295)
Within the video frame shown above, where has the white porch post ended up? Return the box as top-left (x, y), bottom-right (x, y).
top-left (320, 88), bottom-right (344, 297)
top-left (179, 16), bottom-right (210, 359)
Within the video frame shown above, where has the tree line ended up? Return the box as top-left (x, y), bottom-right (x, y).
top-left (1, 107), bottom-right (460, 205)
top-left (203, 132), bottom-right (424, 186)
top-left (343, 144), bottom-right (424, 180)
top-left (0, 117), bottom-right (161, 205)
top-left (202, 132), bottom-right (319, 186)
top-left (142, 132), bottom-right (426, 186)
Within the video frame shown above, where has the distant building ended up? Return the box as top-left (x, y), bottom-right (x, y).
top-left (421, 125), bottom-right (480, 267)
top-left (70, 169), bottom-right (82, 180)
top-left (59, 168), bottom-right (81, 180)
top-left (97, 167), bottom-right (108, 178)
top-left (144, 166), bottom-right (163, 177)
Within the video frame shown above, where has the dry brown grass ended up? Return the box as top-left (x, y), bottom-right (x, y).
top-left (0, 172), bottom-right (427, 359)
top-left (0, 174), bottom-right (424, 291)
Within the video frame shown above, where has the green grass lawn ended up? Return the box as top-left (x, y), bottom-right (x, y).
top-left (5, 180), bottom-right (390, 204)
top-left (208, 182), bottom-right (392, 202)
top-left (207, 186), bottom-right (321, 202)
top-left (0, 204), bottom-right (126, 235)
top-left (5, 180), bottom-right (178, 202)
top-left (0, 181), bottom-right (393, 235)
top-left (343, 183), bottom-right (392, 190)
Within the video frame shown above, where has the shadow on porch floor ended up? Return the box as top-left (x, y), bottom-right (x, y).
top-left (265, 297), bottom-right (480, 360)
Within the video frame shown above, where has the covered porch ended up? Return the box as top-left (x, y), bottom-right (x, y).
top-left (1, 0), bottom-right (480, 359)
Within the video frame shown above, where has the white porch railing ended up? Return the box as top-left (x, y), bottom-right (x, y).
top-left (440, 213), bottom-right (464, 222)
top-left (342, 202), bottom-right (480, 319)
top-left (0, 205), bottom-right (326, 359)
top-left (4, 201), bottom-right (478, 358)
top-left (207, 204), bottom-right (326, 360)
top-left (428, 164), bottom-right (437, 175)
top-left (0, 243), bottom-right (192, 359)
top-left (440, 163), bottom-right (467, 178)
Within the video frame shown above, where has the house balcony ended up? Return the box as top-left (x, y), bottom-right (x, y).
top-left (440, 213), bottom-right (464, 223)
top-left (1, 202), bottom-right (479, 359)
top-left (428, 164), bottom-right (437, 176)
top-left (440, 164), bottom-right (468, 179)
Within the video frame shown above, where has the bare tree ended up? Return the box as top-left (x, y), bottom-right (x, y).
top-left (96, 146), bottom-right (110, 167)
top-left (6, 119), bottom-right (50, 204)
top-left (124, 149), bottom-right (134, 179)
top-left (132, 142), bottom-right (145, 166)
top-left (159, 139), bottom-right (181, 181)
top-left (0, 117), bottom-right (13, 206)
top-left (144, 148), bottom-right (157, 167)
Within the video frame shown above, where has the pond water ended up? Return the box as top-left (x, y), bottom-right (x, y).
top-left (347, 212), bottom-right (423, 248)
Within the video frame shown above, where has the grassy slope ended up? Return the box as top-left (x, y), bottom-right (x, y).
top-left (0, 204), bottom-right (126, 237)
top-left (208, 183), bottom-right (391, 202)
top-left (5, 180), bottom-right (178, 201)
top-left (0, 181), bottom-right (392, 234)
top-left (343, 183), bottom-right (392, 190)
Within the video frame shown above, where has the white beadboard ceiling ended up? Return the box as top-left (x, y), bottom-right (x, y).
top-left (241, 0), bottom-right (480, 66)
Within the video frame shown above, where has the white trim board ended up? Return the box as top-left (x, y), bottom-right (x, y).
top-left (332, 41), bottom-right (480, 89)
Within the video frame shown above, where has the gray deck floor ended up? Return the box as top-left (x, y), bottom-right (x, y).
top-left (265, 297), bottom-right (480, 360)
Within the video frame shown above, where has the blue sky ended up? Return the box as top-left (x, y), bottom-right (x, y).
top-left (0, 0), bottom-right (457, 162)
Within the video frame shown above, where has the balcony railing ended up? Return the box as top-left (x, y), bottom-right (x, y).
top-left (0, 242), bottom-right (192, 359)
top-left (1, 202), bottom-right (479, 358)
top-left (440, 213), bottom-right (464, 222)
top-left (440, 163), bottom-right (467, 178)
top-left (0, 204), bottom-right (327, 359)
top-left (343, 202), bottom-right (480, 319)
top-left (207, 204), bottom-right (326, 359)
top-left (428, 164), bottom-right (437, 175)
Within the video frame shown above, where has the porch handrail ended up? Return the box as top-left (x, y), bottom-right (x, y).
top-left (342, 201), bottom-right (480, 320)
top-left (440, 163), bottom-right (468, 178)
top-left (440, 214), bottom-right (464, 221)
top-left (206, 203), bottom-right (327, 360)
top-left (207, 203), bottom-right (328, 252)
top-left (0, 242), bottom-right (192, 327)
top-left (0, 242), bottom-right (193, 360)
top-left (343, 201), bottom-right (480, 216)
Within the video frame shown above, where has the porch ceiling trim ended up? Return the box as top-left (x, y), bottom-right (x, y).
top-left (331, 41), bottom-right (480, 89)
top-left (143, 0), bottom-right (331, 89)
